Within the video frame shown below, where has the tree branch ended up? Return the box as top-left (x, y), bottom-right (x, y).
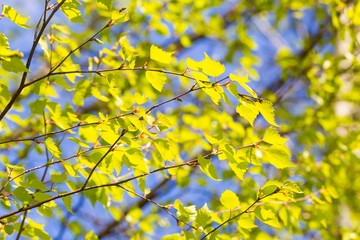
top-left (201, 188), bottom-right (280, 239)
top-left (80, 129), bottom-right (128, 190)
top-left (0, 0), bottom-right (66, 122)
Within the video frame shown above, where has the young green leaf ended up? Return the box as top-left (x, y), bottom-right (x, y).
top-left (45, 138), bottom-right (61, 158)
top-left (198, 155), bottom-right (221, 181)
top-left (150, 45), bottom-right (174, 64)
top-left (195, 203), bottom-right (213, 227)
top-left (256, 100), bottom-right (279, 126)
top-left (1, 57), bottom-right (29, 73)
top-left (220, 190), bottom-right (240, 209)
top-left (263, 127), bottom-right (287, 145)
top-left (174, 199), bottom-right (197, 223)
top-left (262, 145), bottom-right (294, 169)
top-left (111, 8), bottom-right (129, 23)
top-left (236, 101), bottom-right (259, 126)
top-left (229, 161), bottom-right (248, 180)
top-left (51, 172), bottom-right (67, 183)
top-left (186, 57), bottom-right (200, 70)
top-left (60, 0), bottom-right (86, 23)
top-left (229, 74), bottom-right (257, 98)
top-left (255, 207), bottom-right (282, 228)
top-left (200, 53), bottom-right (225, 77)
top-left (145, 71), bottom-right (167, 92)
top-left (97, 0), bottom-right (113, 10)
top-left (2, 5), bottom-right (30, 28)
top-left (238, 216), bottom-right (257, 229)
top-left (13, 186), bottom-right (32, 202)
top-left (0, 33), bottom-right (24, 58)
top-left (62, 196), bottom-right (73, 213)
top-left (282, 181), bottom-right (303, 193)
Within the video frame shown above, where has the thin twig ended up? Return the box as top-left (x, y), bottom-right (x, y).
top-left (0, 137), bottom-right (263, 220)
top-left (117, 185), bottom-right (199, 231)
top-left (25, 67), bottom-right (197, 87)
top-left (0, 159), bottom-right (197, 220)
top-left (201, 189), bottom-right (280, 239)
top-left (0, 0), bottom-right (66, 122)
top-left (15, 210), bottom-right (28, 240)
top-left (80, 129), bottom-right (128, 190)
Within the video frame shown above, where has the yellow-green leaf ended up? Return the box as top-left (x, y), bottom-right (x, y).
top-left (255, 207), bottom-right (282, 228)
top-left (174, 199), bottom-right (197, 223)
top-left (45, 138), bottom-right (61, 158)
top-left (256, 100), bottom-right (279, 126)
top-left (200, 53), bottom-right (225, 77)
top-left (97, 0), bottom-right (113, 10)
top-left (238, 217), bottom-right (257, 229)
top-left (186, 57), bottom-right (200, 70)
top-left (150, 45), bottom-right (174, 64)
top-left (263, 145), bottom-right (294, 169)
top-left (229, 161), bottom-right (248, 180)
top-left (62, 196), bottom-right (73, 213)
top-left (229, 74), bottom-right (257, 98)
top-left (195, 203), bottom-right (212, 227)
top-left (63, 163), bottom-right (77, 177)
top-left (202, 87), bottom-right (221, 105)
top-left (61, 0), bottom-right (85, 23)
top-left (145, 71), bottom-right (167, 91)
top-left (198, 155), bottom-right (221, 181)
top-left (2, 5), bottom-right (30, 28)
top-left (111, 8), bottom-right (129, 23)
top-left (0, 33), bottom-right (24, 58)
top-left (236, 101), bottom-right (259, 126)
top-left (220, 190), bottom-right (240, 209)
top-left (1, 57), bottom-right (29, 73)
top-left (263, 126), bottom-right (287, 145)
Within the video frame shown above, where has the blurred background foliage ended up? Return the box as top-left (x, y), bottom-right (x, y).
top-left (1, 0), bottom-right (360, 239)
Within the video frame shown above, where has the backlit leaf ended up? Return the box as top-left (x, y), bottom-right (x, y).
top-left (200, 53), bottom-right (225, 77)
top-left (62, 196), bottom-right (73, 213)
top-left (195, 203), bottom-right (212, 227)
top-left (186, 57), bottom-right (199, 70)
top-left (174, 199), bottom-right (197, 223)
top-left (236, 101), bottom-right (259, 126)
top-left (150, 45), bottom-right (174, 64)
top-left (198, 155), bottom-right (221, 181)
top-left (13, 186), bottom-right (32, 202)
top-left (2, 5), bottom-right (30, 28)
top-left (262, 145), bottom-right (294, 169)
top-left (111, 8), bottom-right (129, 23)
top-left (61, 0), bottom-right (85, 23)
top-left (145, 71), bottom-right (167, 92)
top-left (230, 74), bottom-right (257, 98)
top-left (220, 190), bottom-right (240, 209)
top-left (0, 33), bottom-right (24, 57)
top-left (229, 161), bottom-right (248, 180)
top-left (45, 138), bottom-right (61, 158)
top-left (263, 127), bottom-right (287, 145)
top-left (255, 207), bottom-right (282, 228)
top-left (238, 217), bottom-right (257, 229)
top-left (1, 57), bottom-right (29, 73)
top-left (97, 0), bottom-right (112, 10)
top-left (73, 80), bottom-right (91, 106)
top-left (256, 100), bottom-right (279, 126)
